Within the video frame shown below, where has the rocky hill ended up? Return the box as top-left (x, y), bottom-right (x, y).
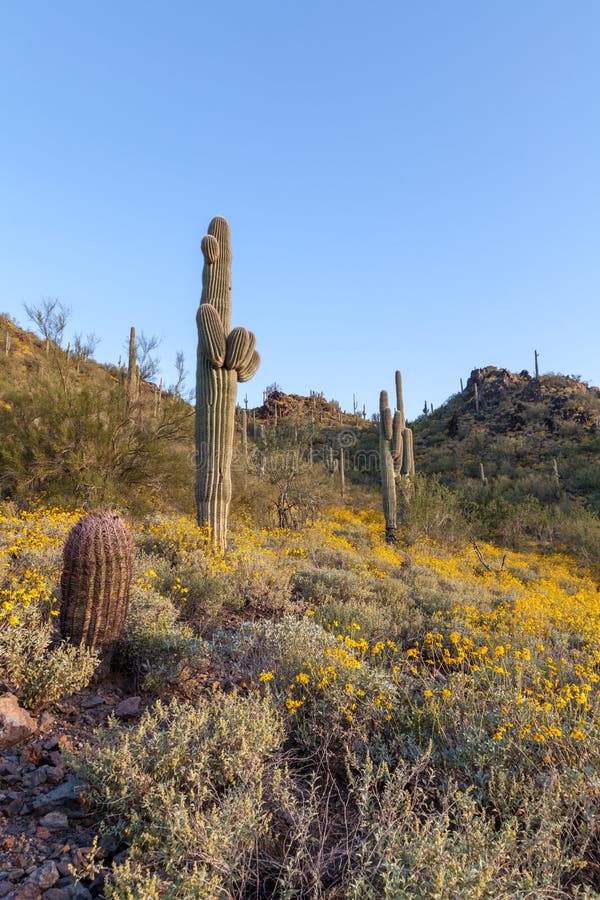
top-left (413, 366), bottom-right (600, 512)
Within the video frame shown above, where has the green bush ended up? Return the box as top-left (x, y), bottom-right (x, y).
top-left (0, 606), bottom-right (98, 710)
top-left (399, 474), bottom-right (471, 545)
top-left (212, 617), bottom-right (397, 759)
top-left (292, 566), bottom-right (373, 605)
top-left (118, 585), bottom-right (207, 694)
top-left (72, 694), bottom-right (284, 898)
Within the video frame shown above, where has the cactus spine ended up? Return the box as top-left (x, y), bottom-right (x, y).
top-left (379, 370), bottom-right (415, 543)
top-left (195, 216), bottom-right (260, 549)
top-left (59, 510), bottom-right (134, 659)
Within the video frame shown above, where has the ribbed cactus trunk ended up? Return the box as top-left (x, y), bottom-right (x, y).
top-left (60, 510), bottom-right (134, 663)
top-left (379, 370), bottom-right (415, 543)
top-left (195, 217), bottom-right (260, 550)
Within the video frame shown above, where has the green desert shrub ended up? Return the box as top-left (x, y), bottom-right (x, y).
top-left (0, 597), bottom-right (98, 709)
top-left (212, 617), bottom-right (397, 759)
top-left (228, 553), bottom-right (295, 616)
top-left (316, 584), bottom-right (425, 649)
top-left (72, 694), bottom-right (283, 898)
top-left (292, 566), bottom-right (373, 606)
top-left (399, 474), bottom-right (471, 545)
top-left (344, 755), bottom-right (595, 898)
top-left (118, 585), bottom-right (207, 694)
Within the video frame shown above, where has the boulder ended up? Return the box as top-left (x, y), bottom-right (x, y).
top-left (0, 694), bottom-right (37, 749)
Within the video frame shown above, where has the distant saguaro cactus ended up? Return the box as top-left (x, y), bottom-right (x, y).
top-left (59, 510), bottom-right (134, 660)
top-left (195, 216), bottom-right (260, 549)
top-left (126, 326), bottom-right (138, 408)
top-left (379, 370), bottom-right (415, 543)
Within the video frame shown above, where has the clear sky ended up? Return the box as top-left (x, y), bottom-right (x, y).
top-left (1, 1), bottom-right (599, 419)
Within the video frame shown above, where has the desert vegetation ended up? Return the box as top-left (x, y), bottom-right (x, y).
top-left (1, 225), bottom-right (600, 896)
top-left (1, 501), bottom-right (600, 896)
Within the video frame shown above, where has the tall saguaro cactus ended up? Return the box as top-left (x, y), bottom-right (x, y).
top-left (195, 216), bottom-right (260, 549)
top-left (379, 370), bottom-right (415, 543)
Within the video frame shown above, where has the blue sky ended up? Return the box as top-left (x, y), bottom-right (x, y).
top-left (1, 1), bottom-right (599, 419)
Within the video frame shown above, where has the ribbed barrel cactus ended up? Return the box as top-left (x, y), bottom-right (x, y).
top-left (195, 216), bottom-right (260, 549)
top-left (59, 510), bottom-right (134, 657)
top-left (379, 370), bottom-right (415, 543)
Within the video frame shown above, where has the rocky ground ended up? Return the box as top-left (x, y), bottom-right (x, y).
top-left (0, 686), bottom-right (146, 899)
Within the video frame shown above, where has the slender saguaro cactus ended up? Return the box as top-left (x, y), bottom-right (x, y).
top-left (126, 326), bottom-right (138, 408)
top-left (534, 350), bottom-right (540, 380)
top-left (195, 216), bottom-right (260, 549)
top-left (379, 370), bottom-right (415, 543)
top-left (379, 390), bottom-right (398, 543)
top-left (551, 458), bottom-right (560, 497)
top-left (241, 407), bottom-right (248, 461)
top-left (60, 510), bottom-right (134, 660)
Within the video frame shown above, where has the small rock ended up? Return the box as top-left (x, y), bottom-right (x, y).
top-left (114, 696), bottom-right (141, 719)
top-left (0, 758), bottom-right (20, 776)
top-left (0, 694), bottom-right (37, 749)
top-left (111, 850), bottom-right (128, 867)
top-left (41, 891), bottom-right (70, 900)
top-left (23, 768), bottom-right (48, 789)
top-left (70, 847), bottom-right (91, 869)
top-left (0, 884), bottom-right (10, 898)
top-left (7, 869), bottom-right (25, 881)
top-left (42, 739), bottom-right (59, 752)
top-left (36, 827), bottom-right (51, 840)
top-left (37, 712), bottom-right (55, 734)
top-left (81, 696), bottom-right (104, 709)
top-left (5, 796), bottom-right (24, 816)
top-left (6, 885), bottom-right (41, 900)
top-left (40, 811), bottom-right (69, 831)
top-left (3, 774), bottom-right (21, 786)
top-left (70, 886), bottom-right (92, 900)
top-left (30, 779), bottom-right (82, 814)
top-left (45, 767), bottom-right (65, 786)
top-left (29, 861), bottom-right (59, 890)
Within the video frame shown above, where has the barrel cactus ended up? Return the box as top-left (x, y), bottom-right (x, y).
top-left (195, 216), bottom-right (260, 549)
top-left (59, 510), bottom-right (134, 659)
